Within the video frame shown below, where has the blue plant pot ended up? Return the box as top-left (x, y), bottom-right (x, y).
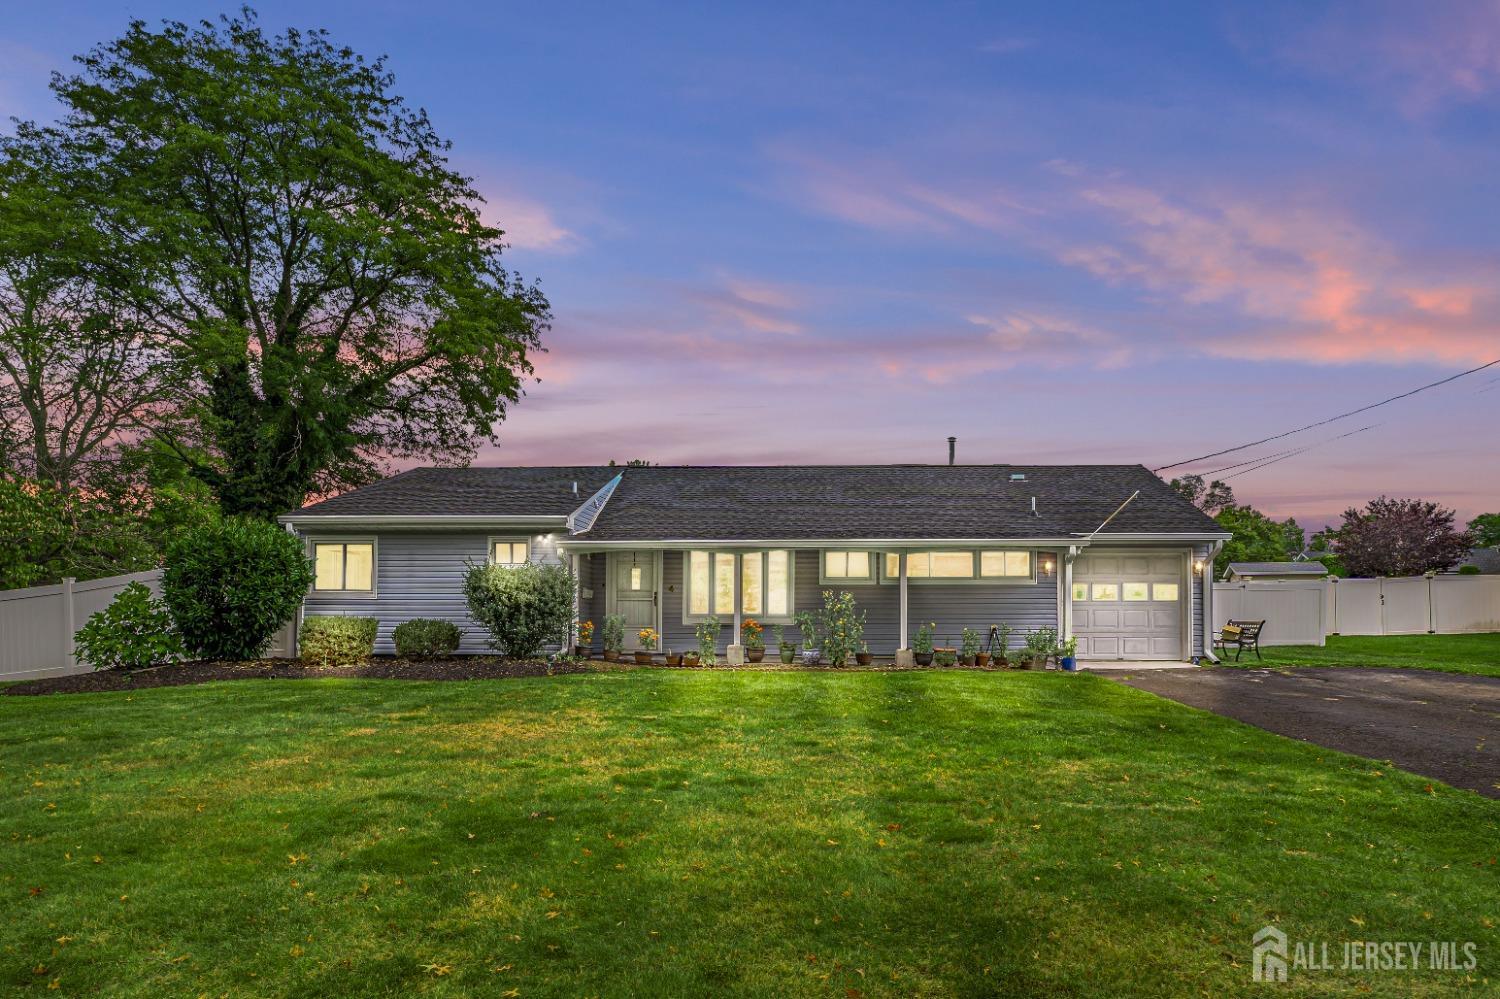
top-left (1061, 656), bottom-right (1077, 671)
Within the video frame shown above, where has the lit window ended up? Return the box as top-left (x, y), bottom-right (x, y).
top-left (1152, 583), bottom-right (1180, 602)
top-left (930, 552), bottom-right (974, 577)
top-left (980, 551), bottom-right (1032, 578)
top-left (685, 550), bottom-right (794, 621)
top-left (630, 566), bottom-right (643, 590)
top-left (823, 551), bottom-right (871, 580)
top-left (1071, 582), bottom-right (1088, 601)
top-left (1091, 583), bottom-right (1119, 601)
top-left (314, 542), bottom-right (374, 592)
top-left (492, 540), bottom-right (529, 565)
top-left (1123, 582), bottom-right (1150, 601)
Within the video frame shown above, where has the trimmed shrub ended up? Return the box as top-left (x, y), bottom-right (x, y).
top-left (162, 517), bottom-right (314, 660)
top-left (1458, 564), bottom-right (1482, 575)
top-left (392, 618), bottom-right (462, 658)
top-left (300, 616), bottom-right (378, 667)
top-left (74, 582), bottom-right (185, 671)
top-left (463, 561), bottom-right (575, 657)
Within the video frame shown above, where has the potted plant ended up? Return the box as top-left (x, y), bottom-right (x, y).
top-left (602, 614), bottom-right (625, 662)
top-left (819, 590), bottom-right (863, 667)
top-left (775, 625), bottom-right (796, 664)
top-left (856, 641), bottom-right (873, 667)
top-left (682, 649), bottom-right (700, 667)
top-left (959, 627), bottom-right (980, 667)
top-left (1023, 627), bottom-right (1057, 671)
top-left (695, 615), bottom-right (720, 666)
top-left (576, 619), bottom-right (594, 658)
top-left (741, 618), bottom-right (766, 662)
top-left (665, 647), bottom-right (682, 667)
top-left (795, 610), bottom-right (822, 665)
top-left (912, 621), bottom-right (935, 667)
top-left (635, 627), bottom-right (658, 664)
top-left (934, 647), bottom-right (956, 667)
top-left (992, 623), bottom-right (1013, 667)
top-left (1058, 636), bottom-right (1078, 672)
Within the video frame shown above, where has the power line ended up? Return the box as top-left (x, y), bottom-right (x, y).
top-left (1153, 357), bottom-right (1500, 473)
top-left (1199, 423), bottom-right (1379, 478)
top-left (1218, 424), bottom-right (1379, 481)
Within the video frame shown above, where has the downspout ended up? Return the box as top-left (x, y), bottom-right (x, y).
top-left (1200, 539), bottom-right (1225, 664)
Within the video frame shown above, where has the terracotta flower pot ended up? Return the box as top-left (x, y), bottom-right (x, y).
top-left (633, 651), bottom-right (653, 664)
top-left (665, 653), bottom-right (682, 666)
top-left (683, 653), bottom-right (700, 667)
top-left (974, 652), bottom-right (991, 668)
top-left (855, 652), bottom-right (873, 666)
top-left (914, 652), bottom-right (933, 666)
top-left (575, 645), bottom-right (590, 658)
top-left (747, 647), bottom-right (765, 663)
top-left (603, 650), bottom-right (620, 662)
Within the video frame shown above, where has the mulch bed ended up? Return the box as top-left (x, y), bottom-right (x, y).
top-left (4, 656), bottom-right (595, 696)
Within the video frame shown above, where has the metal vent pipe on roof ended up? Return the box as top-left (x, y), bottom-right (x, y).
top-left (947, 436), bottom-right (956, 465)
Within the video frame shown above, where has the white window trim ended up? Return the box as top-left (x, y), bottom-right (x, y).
top-left (876, 548), bottom-right (1038, 586)
top-left (309, 537), bottom-right (378, 598)
top-left (487, 536), bottom-right (532, 566)
top-left (681, 549), bottom-right (796, 625)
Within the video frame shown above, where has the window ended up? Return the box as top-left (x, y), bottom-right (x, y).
top-left (1091, 583), bottom-right (1119, 601)
top-left (823, 550), bottom-right (872, 581)
top-left (1152, 582), bottom-right (1180, 602)
top-left (881, 550), bottom-right (1036, 584)
top-left (491, 539), bottom-right (529, 565)
top-left (629, 566), bottom-right (643, 590)
top-left (314, 542), bottom-right (374, 592)
top-left (685, 550), bottom-right (794, 622)
top-left (1071, 582), bottom-right (1088, 601)
top-left (980, 551), bottom-right (1032, 578)
top-left (1123, 582), bottom-right (1150, 601)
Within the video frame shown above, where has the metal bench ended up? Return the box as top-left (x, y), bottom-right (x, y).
top-left (1214, 619), bottom-right (1265, 662)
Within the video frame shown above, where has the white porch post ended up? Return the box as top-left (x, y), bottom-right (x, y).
top-left (895, 552), bottom-right (914, 667)
top-left (727, 551), bottom-right (746, 665)
top-left (570, 553), bottom-right (583, 652)
top-left (1061, 547), bottom-right (1076, 642)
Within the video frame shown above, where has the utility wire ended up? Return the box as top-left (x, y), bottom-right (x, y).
top-left (1218, 423), bottom-right (1379, 481)
top-left (1199, 424), bottom-right (1380, 478)
top-left (1153, 357), bottom-right (1500, 472)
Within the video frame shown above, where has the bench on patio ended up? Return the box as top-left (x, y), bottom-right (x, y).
top-left (1214, 619), bottom-right (1265, 662)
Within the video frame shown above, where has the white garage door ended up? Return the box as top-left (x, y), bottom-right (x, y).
top-left (1072, 551), bottom-right (1185, 660)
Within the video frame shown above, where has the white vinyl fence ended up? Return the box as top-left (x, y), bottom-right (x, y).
top-left (1213, 575), bottom-right (1500, 647)
top-left (0, 570), bottom-right (294, 681)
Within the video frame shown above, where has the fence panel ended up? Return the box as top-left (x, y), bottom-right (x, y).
top-left (1380, 577), bottom-right (1432, 635)
top-left (1212, 581), bottom-right (1326, 646)
top-left (1430, 576), bottom-right (1500, 633)
top-left (1331, 579), bottom-right (1383, 635)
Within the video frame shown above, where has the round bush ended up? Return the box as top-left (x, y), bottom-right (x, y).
top-left (300, 615), bottom-right (378, 667)
top-left (162, 517), bottom-right (314, 660)
top-left (392, 618), bottom-right (462, 658)
top-left (74, 581), bottom-right (185, 671)
top-left (463, 561), bottom-right (574, 658)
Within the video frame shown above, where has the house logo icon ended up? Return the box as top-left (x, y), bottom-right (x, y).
top-left (1253, 925), bottom-right (1288, 983)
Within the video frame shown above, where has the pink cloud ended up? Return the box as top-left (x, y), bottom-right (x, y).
top-left (480, 192), bottom-right (582, 253)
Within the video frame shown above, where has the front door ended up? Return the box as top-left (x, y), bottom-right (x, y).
top-left (610, 553), bottom-right (657, 650)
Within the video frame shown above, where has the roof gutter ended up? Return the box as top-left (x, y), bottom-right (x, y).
top-left (277, 514), bottom-right (569, 529)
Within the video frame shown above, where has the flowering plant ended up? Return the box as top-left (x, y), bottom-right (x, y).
top-left (578, 620), bottom-right (594, 644)
top-left (740, 618), bottom-right (764, 649)
top-left (637, 627), bottom-right (659, 651)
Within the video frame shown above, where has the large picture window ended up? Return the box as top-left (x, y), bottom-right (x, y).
top-left (685, 550), bottom-right (794, 622)
top-left (314, 541), bottom-right (375, 592)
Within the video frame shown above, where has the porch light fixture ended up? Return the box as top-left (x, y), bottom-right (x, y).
top-left (1193, 559), bottom-right (1204, 574)
top-left (1040, 556), bottom-right (1055, 576)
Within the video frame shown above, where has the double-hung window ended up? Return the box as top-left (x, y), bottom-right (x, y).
top-left (313, 541), bottom-right (375, 593)
top-left (685, 550), bottom-right (793, 622)
top-left (821, 550), bottom-right (873, 583)
top-left (490, 539), bottom-right (530, 565)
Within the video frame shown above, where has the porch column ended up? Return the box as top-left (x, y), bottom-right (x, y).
top-left (570, 553), bottom-right (583, 652)
top-left (727, 552), bottom-right (746, 665)
top-left (895, 552), bottom-right (914, 667)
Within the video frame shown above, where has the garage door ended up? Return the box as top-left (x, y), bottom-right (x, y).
top-left (1072, 551), bottom-right (1185, 660)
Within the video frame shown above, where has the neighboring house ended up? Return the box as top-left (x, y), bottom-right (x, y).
top-left (278, 464), bottom-right (1230, 662)
top-left (1221, 562), bottom-right (1329, 582)
top-left (1449, 547), bottom-right (1500, 574)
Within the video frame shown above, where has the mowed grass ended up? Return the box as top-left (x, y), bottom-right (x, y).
top-left (1, 672), bottom-right (1496, 998)
top-left (1246, 633), bottom-right (1500, 678)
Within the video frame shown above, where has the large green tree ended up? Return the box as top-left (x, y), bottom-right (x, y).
top-left (20, 10), bottom-right (548, 517)
top-left (1469, 513), bottom-right (1500, 548)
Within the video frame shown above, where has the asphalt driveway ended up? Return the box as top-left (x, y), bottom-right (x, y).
top-left (1112, 667), bottom-right (1500, 798)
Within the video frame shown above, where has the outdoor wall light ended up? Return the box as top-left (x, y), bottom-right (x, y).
top-left (1040, 557), bottom-right (1055, 575)
top-left (1193, 559), bottom-right (1205, 574)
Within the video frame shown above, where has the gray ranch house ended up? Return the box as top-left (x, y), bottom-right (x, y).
top-left (278, 464), bottom-right (1230, 663)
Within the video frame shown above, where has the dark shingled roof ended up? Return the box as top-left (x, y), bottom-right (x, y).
top-left (287, 463), bottom-right (1225, 539)
top-left (289, 466), bottom-right (618, 518)
top-left (1225, 562), bottom-right (1329, 576)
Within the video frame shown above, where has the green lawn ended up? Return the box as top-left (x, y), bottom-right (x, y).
top-left (1240, 633), bottom-right (1500, 678)
top-left (2, 672), bottom-right (1495, 997)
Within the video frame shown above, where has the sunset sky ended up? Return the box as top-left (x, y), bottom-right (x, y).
top-left (4, 1), bottom-right (1497, 529)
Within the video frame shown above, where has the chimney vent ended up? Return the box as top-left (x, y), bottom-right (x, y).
top-left (947, 436), bottom-right (956, 465)
top-left (572, 481), bottom-right (579, 496)
top-left (1031, 496), bottom-right (1039, 517)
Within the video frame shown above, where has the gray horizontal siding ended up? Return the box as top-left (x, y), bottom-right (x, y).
top-left (662, 550), bottom-right (1061, 655)
top-left (300, 530), bottom-right (563, 655)
top-left (1192, 541), bottom-right (1210, 658)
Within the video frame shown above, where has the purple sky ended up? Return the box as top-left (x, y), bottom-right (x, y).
top-left (4, 2), bottom-right (1498, 530)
